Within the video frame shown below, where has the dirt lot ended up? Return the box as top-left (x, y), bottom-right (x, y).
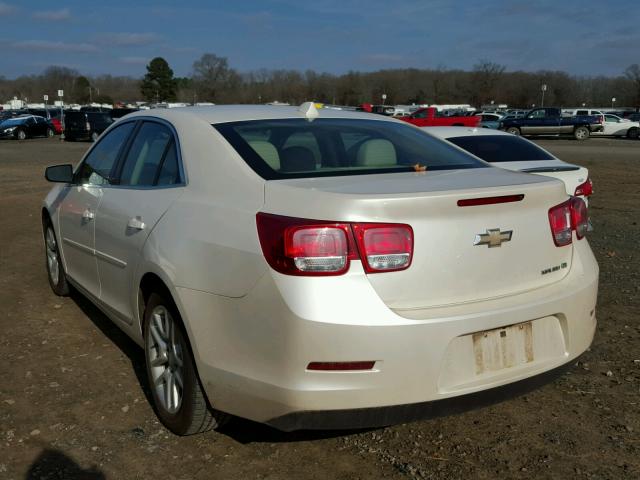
top-left (1, 136), bottom-right (639, 479)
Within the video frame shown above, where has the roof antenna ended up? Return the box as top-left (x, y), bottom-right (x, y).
top-left (298, 101), bottom-right (319, 122)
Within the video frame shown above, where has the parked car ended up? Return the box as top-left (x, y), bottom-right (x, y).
top-left (63, 111), bottom-right (114, 142)
top-left (0, 115), bottom-right (55, 140)
top-left (591, 114), bottom-right (640, 139)
top-left (423, 127), bottom-right (593, 202)
top-left (42, 104), bottom-right (598, 434)
top-left (27, 108), bottom-right (63, 134)
top-left (477, 113), bottom-right (503, 129)
top-left (500, 108), bottom-right (603, 140)
top-left (562, 109), bottom-right (605, 124)
top-left (110, 107), bottom-right (139, 120)
top-left (401, 107), bottom-right (480, 127)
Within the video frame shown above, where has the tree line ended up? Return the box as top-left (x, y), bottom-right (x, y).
top-left (2, 55), bottom-right (640, 109)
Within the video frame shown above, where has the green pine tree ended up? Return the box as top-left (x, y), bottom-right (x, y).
top-left (140, 57), bottom-right (177, 103)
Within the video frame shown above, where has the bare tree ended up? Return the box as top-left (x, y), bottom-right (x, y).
top-left (624, 64), bottom-right (640, 105)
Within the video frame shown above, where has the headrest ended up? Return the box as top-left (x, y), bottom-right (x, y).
top-left (248, 140), bottom-right (280, 170)
top-left (356, 139), bottom-right (397, 167)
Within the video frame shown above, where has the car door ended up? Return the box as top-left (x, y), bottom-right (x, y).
top-left (57, 121), bottom-right (136, 298)
top-left (94, 120), bottom-right (184, 324)
top-left (521, 109), bottom-right (546, 134)
top-left (35, 117), bottom-right (48, 136)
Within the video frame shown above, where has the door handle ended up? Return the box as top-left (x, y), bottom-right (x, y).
top-left (82, 209), bottom-right (95, 221)
top-left (127, 216), bottom-right (146, 231)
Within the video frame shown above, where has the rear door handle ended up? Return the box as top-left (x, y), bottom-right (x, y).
top-left (82, 209), bottom-right (95, 221)
top-left (127, 216), bottom-right (146, 231)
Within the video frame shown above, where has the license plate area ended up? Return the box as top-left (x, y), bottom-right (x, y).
top-left (472, 321), bottom-right (533, 374)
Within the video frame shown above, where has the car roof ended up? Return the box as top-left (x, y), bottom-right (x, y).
top-left (124, 104), bottom-right (396, 125)
top-left (420, 126), bottom-right (514, 139)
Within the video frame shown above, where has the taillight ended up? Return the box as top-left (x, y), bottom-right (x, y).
top-left (570, 196), bottom-right (588, 239)
top-left (574, 178), bottom-right (593, 197)
top-left (256, 213), bottom-right (413, 276)
top-left (548, 197), bottom-right (588, 246)
top-left (86, 121), bottom-right (91, 130)
top-left (351, 223), bottom-right (413, 273)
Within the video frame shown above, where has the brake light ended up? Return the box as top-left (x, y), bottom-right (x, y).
top-left (256, 213), bottom-right (413, 276)
top-left (548, 197), bottom-right (588, 246)
top-left (86, 121), bottom-right (91, 131)
top-left (351, 223), bottom-right (413, 272)
top-left (574, 178), bottom-right (593, 197)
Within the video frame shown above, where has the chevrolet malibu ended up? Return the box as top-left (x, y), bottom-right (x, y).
top-left (42, 104), bottom-right (599, 434)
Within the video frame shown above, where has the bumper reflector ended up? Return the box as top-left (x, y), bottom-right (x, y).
top-left (307, 361), bottom-right (375, 371)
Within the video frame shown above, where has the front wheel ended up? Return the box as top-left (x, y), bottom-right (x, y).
top-left (44, 221), bottom-right (69, 296)
top-left (143, 292), bottom-right (228, 435)
top-left (46, 128), bottom-right (54, 138)
top-left (574, 126), bottom-right (590, 140)
top-left (506, 127), bottom-right (521, 136)
top-left (16, 129), bottom-right (26, 140)
top-left (90, 131), bottom-right (99, 142)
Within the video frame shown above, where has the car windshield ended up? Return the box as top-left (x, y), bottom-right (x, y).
top-left (446, 135), bottom-right (555, 162)
top-left (1, 118), bottom-right (27, 127)
top-left (214, 118), bottom-right (486, 179)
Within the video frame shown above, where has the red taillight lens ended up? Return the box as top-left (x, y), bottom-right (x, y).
top-left (574, 178), bottom-right (593, 197)
top-left (352, 223), bottom-right (413, 273)
top-left (548, 197), bottom-right (588, 246)
top-left (570, 196), bottom-right (588, 239)
top-left (256, 213), bottom-right (413, 276)
top-left (284, 226), bottom-right (349, 273)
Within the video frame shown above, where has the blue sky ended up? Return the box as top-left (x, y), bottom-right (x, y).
top-left (0, 0), bottom-right (636, 78)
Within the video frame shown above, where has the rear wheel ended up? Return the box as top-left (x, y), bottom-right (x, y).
top-left (46, 128), bottom-right (54, 138)
top-left (44, 220), bottom-right (69, 296)
top-left (16, 129), bottom-right (26, 140)
top-left (143, 292), bottom-right (228, 435)
top-left (506, 127), bottom-right (521, 136)
top-left (574, 126), bottom-right (590, 140)
top-left (90, 131), bottom-right (99, 142)
top-left (627, 127), bottom-right (639, 140)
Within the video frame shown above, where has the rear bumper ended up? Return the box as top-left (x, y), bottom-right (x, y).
top-left (267, 356), bottom-right (576, 431)
top-left (176, 239), bottom-right (598, 430)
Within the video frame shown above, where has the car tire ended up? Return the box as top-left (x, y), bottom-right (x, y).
top-left (506, 127), bottom-right (521, 136)
top-left (43, 219), bottom-right (70, 296)
top-left (90, 131), bottom-right (99, 142)
top-left (16, 129), bottom-right (26, 140)
top-left (143, 292), bottom-right (228, 435)
top-left (627, 127), bottom-right (639, 140)
top-left (574, 126), bottom-right (590, 141)
top-left (46, 128), bottom-right (54, 138)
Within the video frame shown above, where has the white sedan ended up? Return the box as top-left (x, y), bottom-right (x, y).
top-left (422, 127), bottom-right (593, 201)
top-left (42, 105), bottom-right (599, 434)
top-left (591, 114), bottom-right (640, 138)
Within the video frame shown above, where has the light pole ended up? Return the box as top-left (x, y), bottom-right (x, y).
top-left (540, 84), bottom-right (547, 108)
top-left (611, 97), bottom-right (616, 109)
top-left (381, 93), bottom-right (387, 106)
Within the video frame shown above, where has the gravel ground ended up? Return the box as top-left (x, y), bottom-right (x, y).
top-left (0, 136), bottom-right (638, 479)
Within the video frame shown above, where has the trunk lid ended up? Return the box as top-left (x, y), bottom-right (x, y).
top-left (263, 168), bottom-right (573, 310)
top-left (493, 159), bottom-right (588, 197)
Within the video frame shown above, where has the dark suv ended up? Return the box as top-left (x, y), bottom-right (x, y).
top-left (64, 111), bottom-right (113, 142)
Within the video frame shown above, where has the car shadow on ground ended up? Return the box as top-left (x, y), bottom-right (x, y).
top-left (26, 448), bottom-right (106, 480)
top-left (68, 288), bottom-right (373, 444)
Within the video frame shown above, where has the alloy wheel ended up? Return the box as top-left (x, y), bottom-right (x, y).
top-left (147, 305), bottom-right (184, 414)
top-left (45, 227), bottom-right (59, 286)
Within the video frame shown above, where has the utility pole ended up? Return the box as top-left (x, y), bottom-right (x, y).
top-left (541, 84), bottom-right (547, 108)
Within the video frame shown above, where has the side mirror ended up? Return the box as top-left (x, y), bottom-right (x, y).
top-left (45, 164), bottom-right (73, 183)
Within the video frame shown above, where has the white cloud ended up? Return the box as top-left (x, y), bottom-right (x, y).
top-left (0, 1), bottom-right (16, 16)
top-left (96, 33), bottom-right (160, 46)
top-left (33, 8), bottom-right (71, 21)
top-left (12, 40), bottom-right (98, 53)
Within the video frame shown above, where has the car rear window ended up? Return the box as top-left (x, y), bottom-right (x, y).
top-left (214, 118), bottom-right (485, 179)
top-left (447, 135), bottom-right (555, 162)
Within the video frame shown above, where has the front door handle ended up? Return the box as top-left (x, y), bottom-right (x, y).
top-left (127, 216), bottom-right (146, 231)
top-left (82, 209), bottom-right (95, 221)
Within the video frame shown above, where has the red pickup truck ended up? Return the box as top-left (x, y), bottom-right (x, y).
top-left (400, 107), bottom-right (480, 127)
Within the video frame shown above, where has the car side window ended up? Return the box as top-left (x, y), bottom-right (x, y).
top-left (75, 122), bottom-right (135, 186)
top-left (119, 122), bottom-right (175, 186)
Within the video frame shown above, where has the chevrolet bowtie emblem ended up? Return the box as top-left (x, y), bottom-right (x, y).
top-left (474, 228), bottom-right (513, 248)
